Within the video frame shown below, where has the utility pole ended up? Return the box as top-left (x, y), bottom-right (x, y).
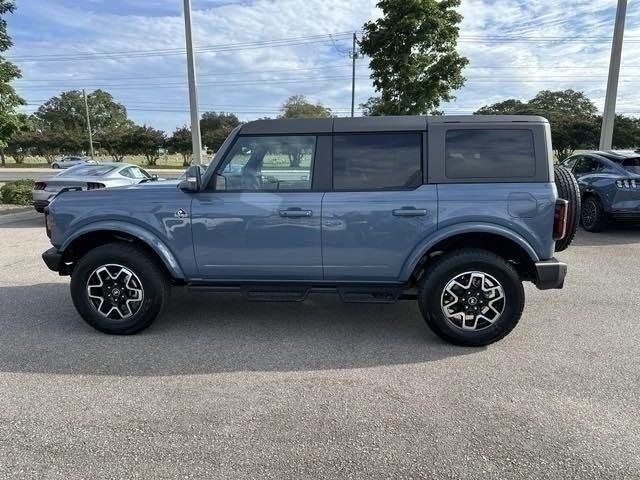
top-left (599, 0), bottom-right (627, 150)
top-left (83, 89), bottom-right (95, 160)
top-left (350, 32), bottom-right (359, 117)
top-left (183, 0), bottom-right (203, 165)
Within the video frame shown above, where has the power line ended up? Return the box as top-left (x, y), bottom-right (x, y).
top-left (7, 31), bottom-right (355, 62)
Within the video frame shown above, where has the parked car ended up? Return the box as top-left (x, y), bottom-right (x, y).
top-left (33, 163), bottom-right (158, 213)
top-left (560, 150), bottom-right (640, 232)
top-left (41, 116), bottom-right (579, 346)
top-left (50, 156), bottom-right (96, 169)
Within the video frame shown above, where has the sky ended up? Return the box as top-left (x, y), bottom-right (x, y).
top-left (6, 0), bottom-right (640, 134)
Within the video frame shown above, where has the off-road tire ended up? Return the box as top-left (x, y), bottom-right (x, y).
top-left (70, 242), bottom-right (170, 334)
top-left (554, 165), bottom-right (580, 251)
top-left (417, 249), bottom-right (525, 347)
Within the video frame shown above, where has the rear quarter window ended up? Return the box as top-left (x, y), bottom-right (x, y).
top-left (445, 129), bottom-right (536, 179)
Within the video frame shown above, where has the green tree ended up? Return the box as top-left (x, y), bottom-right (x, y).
top-left (94, 124), bottom-right (134, 162)
top-left (611, 115), bottom-right (640, 149)
top-left (167, 126), bottom-right (193, 166)
top-left (528, 89), bottom-right (597, 117)
top-left (34, 89), bottom-right (131, 160)
top-left (0, 1), bottom-right (26, 165)
top-left (475, 99), bottom-right (529, 115)
top-left (122, 125), bottom-right (166, 166)
top-left (5, 114), bottom-right (35, 163)
top-left (200, 111), bottom-right (240, 153)
top-left (359, 0), bottom-right (468, 116)
top-left (278, 95), bottom-right (331, 119)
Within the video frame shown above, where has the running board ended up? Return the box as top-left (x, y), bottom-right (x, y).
top-left (337, 286), bottom-right (403, 304)
top-left (187, 283), bottom-right (413, 303)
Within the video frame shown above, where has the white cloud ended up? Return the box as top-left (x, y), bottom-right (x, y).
top-left (10, 0), bottom-right (640, 131)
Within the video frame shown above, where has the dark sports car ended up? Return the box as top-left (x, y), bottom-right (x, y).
top-left (561, 150), bottom-right (640, 232)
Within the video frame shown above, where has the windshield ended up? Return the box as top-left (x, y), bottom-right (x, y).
top-left (59, 165), bottom-right (116, 177)
top-left (620, 157), bottom-right (640, 174)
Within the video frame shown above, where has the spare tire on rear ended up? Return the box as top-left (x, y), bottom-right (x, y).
top-left (553, 165), bottom-right (580, 252)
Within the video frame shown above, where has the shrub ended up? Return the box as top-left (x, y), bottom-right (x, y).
top-left (1, 179), bottom-right (35, 205)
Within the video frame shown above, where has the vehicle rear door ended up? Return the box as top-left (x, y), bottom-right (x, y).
top-left (191, 134), bottom-right (325, 281)
top-left (321, 129), bottom-right (438, 282)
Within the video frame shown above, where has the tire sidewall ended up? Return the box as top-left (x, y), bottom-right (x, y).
top-left (420, 255), bottom-right (524, 346)
top-left (70, 245), bottom-right (166, 334)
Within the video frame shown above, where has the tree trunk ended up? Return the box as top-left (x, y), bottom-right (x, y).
top-left (0, 148), bottom-right (5, 166)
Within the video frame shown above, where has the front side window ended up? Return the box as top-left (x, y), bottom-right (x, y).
top-left (562, 156), bottom-right (579, 170)
top-left (217, 135), bottom-right (315, 191)
top-left (445, 129), bottom-right (536, 179)
top-left (332, 133), bottom-right (422, 190)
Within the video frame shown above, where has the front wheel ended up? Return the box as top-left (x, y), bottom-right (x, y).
top-left (52, 164), bottom-right (60, 169)
top-left (70, 243), bottom-right (170, 334)
top-left (418, 249), bottom-right (525, 346)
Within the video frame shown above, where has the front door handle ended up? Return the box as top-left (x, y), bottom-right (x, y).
top-left (279, 208), bottom-right (313, 218)
top-left (392, 207), bottom-right (428, 217)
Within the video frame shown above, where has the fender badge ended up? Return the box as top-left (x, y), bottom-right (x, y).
top-left (175, 208), bottom-right (188, 219)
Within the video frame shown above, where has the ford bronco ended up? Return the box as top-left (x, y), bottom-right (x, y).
top-left (42, 115), bottom-right (579, 346)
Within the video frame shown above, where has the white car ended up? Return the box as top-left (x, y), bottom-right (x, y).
top-left (33, 163), bottom-right (158, 213)
top-left (51, 156), bottom-right (97, 169)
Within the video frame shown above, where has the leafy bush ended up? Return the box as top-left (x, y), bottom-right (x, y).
top-left (1, 179), bottom-right (35, 205)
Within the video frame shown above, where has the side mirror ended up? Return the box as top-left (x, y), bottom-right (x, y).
top-left (179, 165), bottom-right (201, 192)
top-left (151, 174), bottom-right (159, 181)
top-left (215, 173), bottom-right (227, 191)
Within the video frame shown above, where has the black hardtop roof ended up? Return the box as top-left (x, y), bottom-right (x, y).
top-left (239, 115), bottom-right (549, 135)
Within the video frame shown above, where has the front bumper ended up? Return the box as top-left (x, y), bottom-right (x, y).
top-left (42, 247), bottom-right (62, 273)
top-left (534, 258), bottom-right (567, 290)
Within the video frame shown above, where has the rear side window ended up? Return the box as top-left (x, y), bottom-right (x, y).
top-left (573, 157), bottom-right (601, 175)
top-left (445, 129), bottom-right (536, 179)
top-left (333, 133), bottom-right (422, 190)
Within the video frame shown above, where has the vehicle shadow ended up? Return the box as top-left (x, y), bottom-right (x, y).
top-left (0, 283), bottom-right (479, 376)
top-left (573, 224), bottom-right (640, 247)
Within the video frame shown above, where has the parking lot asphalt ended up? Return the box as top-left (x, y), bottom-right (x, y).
top-left (0, 212), bottom-right (639, 479)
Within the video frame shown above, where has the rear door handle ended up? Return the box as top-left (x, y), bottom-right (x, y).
top-left (392, 207), bottom-right (428, 217)
top-left (279, 208), bottom-right (313, 218)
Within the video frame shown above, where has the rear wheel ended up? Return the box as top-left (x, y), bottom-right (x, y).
top-left (70, 242), bottom-right (170, 334)
top-left (581, 196), bottom-right (606, 232)
top-left (418, 249), bottom-right (525, 346)
top-left (52, 164), bottom-right (60, 169)
top-left (554, 165), bottom-right (580, 251)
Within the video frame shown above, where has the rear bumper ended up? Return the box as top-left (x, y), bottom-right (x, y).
top-left (42, 247), bottom-right (62, 273)
top-left (534, 258), bottom-right (567, 290)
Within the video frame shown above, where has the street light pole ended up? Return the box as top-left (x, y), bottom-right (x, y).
top-left (83, 89), bottom-right (95, 160)
top-left (183, 0), bottom-right (203, 165)
top-left (599, 0), bottom-right (627, 150)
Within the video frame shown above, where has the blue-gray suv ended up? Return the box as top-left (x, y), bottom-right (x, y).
top-left (41, 116), bottom-right (577, 346)
top-left (560, 150), bottom-right (640, 232)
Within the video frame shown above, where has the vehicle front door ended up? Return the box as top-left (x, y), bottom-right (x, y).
top-left (191, 134), bottom-right (324, 281)
top-left (571, 156), bottom-right (602, 193)
top-left (322, 132), bottom-right (438, 282)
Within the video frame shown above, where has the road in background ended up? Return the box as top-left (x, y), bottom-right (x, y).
top-left (0, 168), bottom-right (183, 182)
top-left (0, 212), bottom-right (639, 479)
